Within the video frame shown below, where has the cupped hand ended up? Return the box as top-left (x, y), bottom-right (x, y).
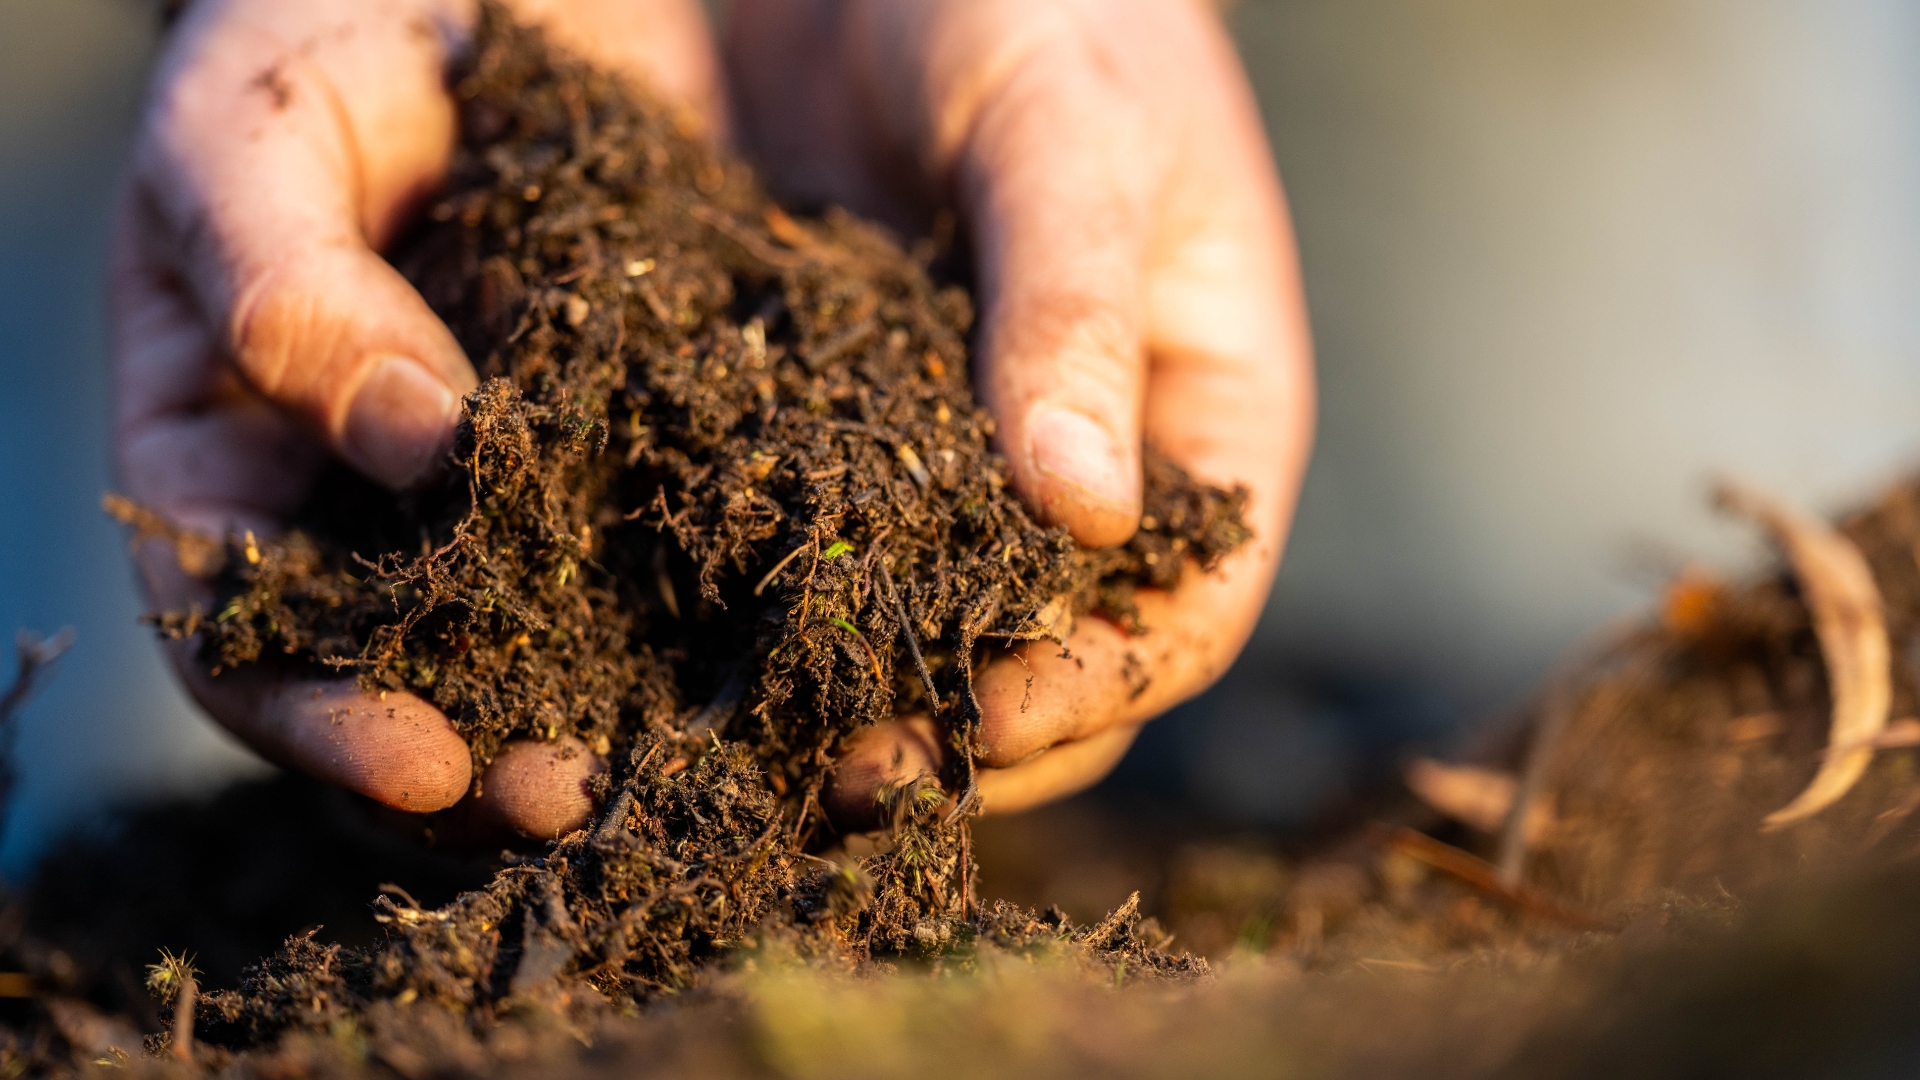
top-left (109, 0), bottom-right (722, 837)
top-left (725, 0), bottom-right (1314, 825)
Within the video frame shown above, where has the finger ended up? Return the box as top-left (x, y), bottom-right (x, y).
top-left (1131, 1), bottom-right (1312, 554)
top-left (464, 737), bottom-right (605, 840)
top-left (137, 3), bottom-right (475, 490)
top-left (117, 427), bottom-right (470, 817)
top-left (824, 715), bottom-right (944, 831)
top-left (973, 562), bottom-right (1269, 771)
top-left (968, 4), bottom-right (1310, 768)
top-left (180, 659), bottom-right (472, 813)
top-left (975, 723), bottom-right (1139, 816)
top-left (512, 0), bottom-right (729, 141)
top-left (111, 201), bottom-right (324, 524)
top-left (824, 715), bottom-right (1141, 824)
top-left (956, 25), bottom-right (1160, 547)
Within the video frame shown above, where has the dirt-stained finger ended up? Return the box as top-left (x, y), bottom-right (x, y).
top-left (975, 723), bottom-right (1140, 816)
top-left (824, 715), bottom-right (944, 831)
top-left (182, 664), bottom-right (472, 813)
top-left (973, 548), bottom-right (1268, 769)
top-left (826, 713), bottom-right (1145, 826)
top-left (465, 737), bottom-right (606, 839)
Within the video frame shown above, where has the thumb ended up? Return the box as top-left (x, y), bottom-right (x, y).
top-left (956, 38), bottom-right (1158, 548)
top-left (135, 15), bottom-right (476, 490)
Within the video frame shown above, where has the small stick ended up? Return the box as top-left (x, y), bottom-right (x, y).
top-left (879, 562), bottom-right (940, 710)
top-left (684, 670), bottom-right (748, 739)
top-left (790, 784), bottom-right (818, 847)
top-left (170, 972), bottom-right (197, 1062)
top-left (1495, 618), bottom-right (1637, 884)
top-left (754, 540), bottom-right (813, 597)
top-left (960, 821), bottom-right (972, 920)
top-left (1379, 826), bottom-right (1614, 932)
top-left (0, 629), bottom-right (73, 728)
top-left (1497, 696), bottom-right (1574, 885)
top-left (830, 618), bottom-right (884, 683)
top-left (595, 785), bottom-right (637, 842)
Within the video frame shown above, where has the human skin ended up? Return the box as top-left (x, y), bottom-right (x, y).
top-left (109, 0), bottom-right (1312, 838)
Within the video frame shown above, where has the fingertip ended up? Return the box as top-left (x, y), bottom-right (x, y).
top-left (470, 738), bottom-right (606, 840)
top-left (825, 717), bottom-right (944, 830)
top-left (972, 653), bottom-right (1058, 768)
top-left (264, 682), bottom-right (471, 812)
top-left (1023, 404), bottom-right (1142, 547)
top-left (974, 724), bottom-right (1142, 818)
top-left (341, 353), bottom-right (463, 489)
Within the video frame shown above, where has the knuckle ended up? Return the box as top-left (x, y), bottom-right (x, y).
top-left (226, 261), bottom-right (306, 396)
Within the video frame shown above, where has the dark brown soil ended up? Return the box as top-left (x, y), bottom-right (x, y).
top-left (20, 461), bottom-right (1920, 1073)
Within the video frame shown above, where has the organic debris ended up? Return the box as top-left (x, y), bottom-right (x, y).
top-left (1374, 826), bottom-right (1613, 932)
top-left (1714, 480), bottom-right (1891, 828)
top-left (103, 2), bottom-right (1244, 1060)
top-left (0, 628), bottom-right (72, 821)
top-left (15, 474), bottom-right (1920, 1073)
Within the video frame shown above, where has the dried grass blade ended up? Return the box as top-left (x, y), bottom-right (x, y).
top-left (1716, 479), bottom-right (1891, 829)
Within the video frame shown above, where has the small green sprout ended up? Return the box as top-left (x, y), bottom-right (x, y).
top-left (821, 540), bottom-right (855, 559)
top-left (145, 948), bottom-right (198, 1004)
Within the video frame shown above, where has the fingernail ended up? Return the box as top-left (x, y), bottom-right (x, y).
top-left (343, 355), bottom-right (459, 489)
top-left (1027, 404), bottom-right (1139, 513)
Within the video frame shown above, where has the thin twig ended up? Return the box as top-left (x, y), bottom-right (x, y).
top-left (830, 618), bottom-right (884, 683)
top-left (791, 783), bottom-right (818, 847)
top-left (0, 630), bottom-right (74, 832)
top-left (879, 562), bottom-right (940, 710)
top-left (596, 742), bottom-right (667, 841)
top-left (170, 972), bottom-right (197, 1062)
top-left (0, 629), bottom-right (73, 725)
top-left (684, 669), bottom-right (748, 739)
top-left (595, 785), bottom-right (638, 843)
top-left (1379, 826), bottom-right (1614, 932)
top-left (1495, 619), bottom-right (1638, 885)
top-left (755, 539), bottom-right (813, 597)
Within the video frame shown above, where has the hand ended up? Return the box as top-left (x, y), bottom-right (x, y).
top-left (725, 0), bottom-right (1314, 825)
top-left (109, 0), bottom-right (723, 838)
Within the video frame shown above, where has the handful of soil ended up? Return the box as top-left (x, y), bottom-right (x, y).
top-left (118, 0), bottom-right (1244, 1052)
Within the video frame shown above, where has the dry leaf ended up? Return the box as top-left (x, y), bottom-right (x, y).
top-left (1716, 479), bottom-right (1891, 829)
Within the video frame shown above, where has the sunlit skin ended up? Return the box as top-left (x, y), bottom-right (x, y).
top-left (109, 0), bottom-right (1313, 839)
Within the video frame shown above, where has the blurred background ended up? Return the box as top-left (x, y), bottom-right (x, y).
top-left (3, 0), bottom-right (1920, 873)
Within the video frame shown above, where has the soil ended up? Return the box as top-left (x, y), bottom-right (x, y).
top-left (8, 3), bottom-right (1920, 1076)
